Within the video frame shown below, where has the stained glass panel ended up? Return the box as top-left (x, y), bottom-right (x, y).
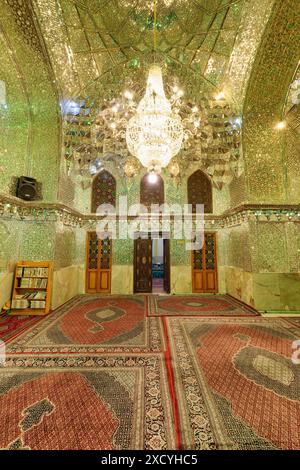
top-left (88, 232), bottom-right (98, 269)
top-left (205, 233), bottom-right (216, 270)
top-left (100, 237), bottom-right (111, 270)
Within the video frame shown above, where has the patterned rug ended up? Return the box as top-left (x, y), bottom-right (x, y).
top-left (0, 314), bottom-right (40, 343)
top-left (7, 295), bottom-right (163, 354)
top-left (286, 317), bottom-right (300, 327)
top-left (2, 295), bottom-right (300, 450)
top-left (0, 354), bottom-right (175, 450)
top-left (149, 295), bottom-right (258, 317)
top-left (166, 316), bottom-right (300, 450)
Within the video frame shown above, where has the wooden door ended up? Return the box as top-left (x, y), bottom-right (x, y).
top-left (86, 232), bottom-right (112, 293)
top-left (163, 238), bottom-right (170, 293)
top-left (192, 232), bottom-right (218, 293)
top-left (134, 237), bottom-right (152, 293)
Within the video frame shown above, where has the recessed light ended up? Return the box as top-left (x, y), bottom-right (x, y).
top-left (148, 173), bottom-right (158, 184)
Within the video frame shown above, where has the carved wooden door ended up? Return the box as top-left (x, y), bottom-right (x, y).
top-left (134, 237), bottom-right (152, 293)
top-left (192, 232), bottom-right (218, 293)
top-left (163, 239), bottom-right (170, 293)
top-left (86, 232), bottom-right (112, 293)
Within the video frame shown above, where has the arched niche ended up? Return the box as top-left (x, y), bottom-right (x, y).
top-left (140, 174), bottom-right (164, 210)
top-left (188, 170), bottom-right (213, 213)
top-left (91, 170), bottom-right (116, 213)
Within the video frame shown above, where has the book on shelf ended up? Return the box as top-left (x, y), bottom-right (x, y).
top-left (15, 292), bottom-right (46, 300)
top-left (30, 301), bottom-right (46, 309)
top-left (19, 278), bottom-right (47, 288)
top-left (11, 299), bottom-right (46, 310)
top-left (18, 267), bottom-right (49, 278)
top-left (11, 261), bottom-right (53, 315)
top-left (11, 299), bottom-right (30, 309)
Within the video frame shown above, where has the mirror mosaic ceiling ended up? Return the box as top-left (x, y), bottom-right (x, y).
top-left (29, 0), bottom-right (276, 185)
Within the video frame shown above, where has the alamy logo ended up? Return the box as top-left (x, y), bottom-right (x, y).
top-left (0, 340), bottom-right (5, 365)
top-left (291, 80), bottom-right (300, 105)
top-left (94, 197), bottom-right (205, 251)
top-left (291, 339), bottom-right (300, 365)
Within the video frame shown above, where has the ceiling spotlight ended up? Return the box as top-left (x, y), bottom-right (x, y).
top-left (148, 173), bottom-right (158, 184)
top-left (110, 122), bottom-right (117, 129)
top-left (215, 91), bottom-right (225, 100)
top-left (111, 104), bottom-right (119, 112)
top-left (276, 121), bottom-right (286, 130)
top-left (177, 89), bottom-right (184, 97)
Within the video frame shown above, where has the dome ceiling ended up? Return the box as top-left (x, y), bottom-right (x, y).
top-left (24, 0), bottom-right (275, 185)
top-left (33, 0), bottom-right (246, 101)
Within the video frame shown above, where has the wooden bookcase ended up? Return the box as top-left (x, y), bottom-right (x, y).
top-left (10, 261), bottom-right (53, 316)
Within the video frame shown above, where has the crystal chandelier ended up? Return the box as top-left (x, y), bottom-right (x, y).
top-left (126, 65), bottom-right (183, 173)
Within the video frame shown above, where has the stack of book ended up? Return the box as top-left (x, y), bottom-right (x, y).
top-left (31, 301), bottom-right (46, 309)
top-left (20, 278), bottom-right (47, 288)
top-left (11, 299), bottom-right (30, 309)
top-left (16, 267), bottom-right (49, 277)
top-left (12, 291), bottom-right (46, 309)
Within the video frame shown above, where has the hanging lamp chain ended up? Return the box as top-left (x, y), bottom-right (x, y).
top-left (153, 0), bottom-right (157, 58)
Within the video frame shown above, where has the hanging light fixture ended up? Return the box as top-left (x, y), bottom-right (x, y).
top-left (126, 66), bottom-right (183, 173)
top-left (126, 0), bottom-right (183, 174)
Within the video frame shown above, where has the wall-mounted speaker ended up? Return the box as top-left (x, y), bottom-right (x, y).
top-left (16, 176), bottom-right (38, 201)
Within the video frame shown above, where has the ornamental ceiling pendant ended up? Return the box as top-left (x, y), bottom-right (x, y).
top-left (126, 65), bottom-right (183, 173)
top-left (126, 0), bottom-right (183, 174)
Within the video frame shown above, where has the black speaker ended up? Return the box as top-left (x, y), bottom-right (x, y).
top-left (17, 176), bottom-right (37, 201)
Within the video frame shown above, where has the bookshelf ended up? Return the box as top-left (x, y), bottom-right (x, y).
top-left (10, 261), bottom-right (53, 316)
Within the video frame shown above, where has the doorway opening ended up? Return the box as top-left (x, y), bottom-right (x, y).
top-left (152, 238), bottom-right (165, 293)
top-left (134, 234), bottom-right (170, 294)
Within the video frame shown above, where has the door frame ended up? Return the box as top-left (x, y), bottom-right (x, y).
top-left (85, 231), bottom-right (112, 294)
top-left (133, 232), bottom-right (171, 294)
top-left (191, 231), bottom-right (218, 293)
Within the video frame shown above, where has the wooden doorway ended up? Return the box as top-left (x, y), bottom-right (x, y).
top-left (192, 232), bottom-right (218, 293)
top-left (134, 234), bottom-right (171, 294)
top-left (163, 239), bottom-right (170, 293)
top-left (86, 232), bottom-right (112, 293)
top-left (134, 235), bottom-right (152, 293)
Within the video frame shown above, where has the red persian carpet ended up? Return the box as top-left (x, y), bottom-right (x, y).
top-left (148, 295), bottom-right (258, 317)
top-left (6, 295), bottom-right (163, 354)
top-left (0, 354), bottom-right (175, 450)
top-left (166, 316), bottom-right (300, 450)
top-left (1, 295), bottom-right (299, 450)
top-left (0, 314), bottom-right (40, 343)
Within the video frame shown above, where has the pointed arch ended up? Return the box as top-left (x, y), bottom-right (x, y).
top-left (188, 170), bottom-right (213, 213)
top-left (91, 170), bottom-right (116, 213)
top-left (140, 174), bottom-right (164, 209)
